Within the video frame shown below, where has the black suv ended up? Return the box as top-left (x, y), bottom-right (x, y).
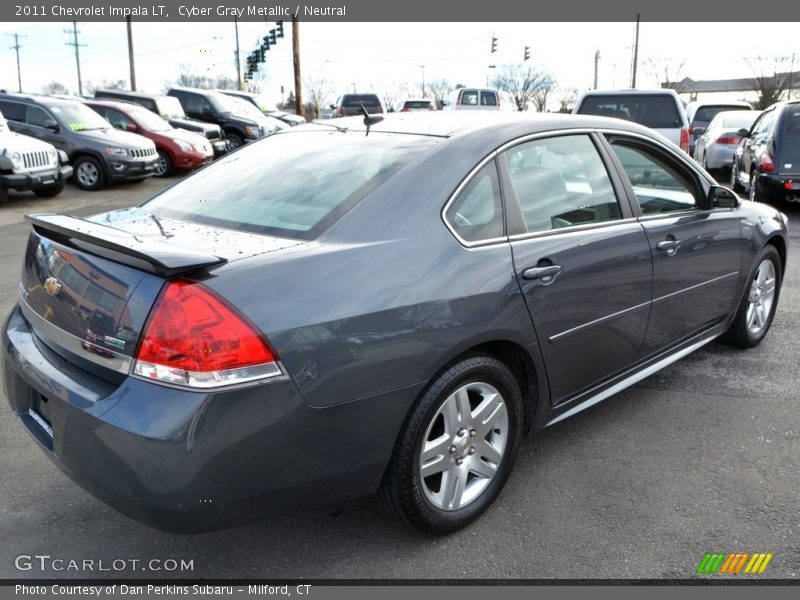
top-left (732, 100), bottom-right (800, 205)
top-left (93, 89), bottom-right (228, 157)
top-left (330, 93), bottom-right (384, 118)
top-left (167, 88), bottom-right (282, 149)
top-left (0, 93), bottom-right (158, 190)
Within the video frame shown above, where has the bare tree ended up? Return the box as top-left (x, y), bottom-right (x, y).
top-left (645, 58), bottom-right (688, 91)
top-left (381, 85), bottom-right (403, 113)
top-left (214, 75), bottom-right (238, 90)
top-left (427, 78), bottom-right (451, 109)
top-left (491, 64), bottom-right (556, 112)
top-left (746, 55), bottom-right (799, 109)
top-left (85, 79), bottom-right (127, 94)
top-left (41, 81), bottom-right (70, 95)
top-left (556, 87), bottom-right (579, 113)
top-left (304, 76), bottom-right (333, 119)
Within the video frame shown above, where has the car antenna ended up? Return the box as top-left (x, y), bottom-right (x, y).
top-left (359, 103), bottom-right (383, 136)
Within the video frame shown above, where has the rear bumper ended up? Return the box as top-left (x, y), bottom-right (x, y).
top-left (704, 145), bottom-right (736, 170)
top-left (2, 305), bottom-right (415, 532)
top-left (210, 140), bottom-right (228, 158)
top-left (757, 173), bottom-right (800, 202)
top-left (1, 165), bottom-right (72, 190)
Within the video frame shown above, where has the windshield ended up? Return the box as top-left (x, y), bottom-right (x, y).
top-left (129, 106), bottom-right (172, 131)
top-left (209, 93), bottom-right (253, 115)
top-left (49, 103), bottom-right (111, 131)
top-left (144, 129), bottom-right (437, 240)
top-left (157, 97), bottom-right (186, 119)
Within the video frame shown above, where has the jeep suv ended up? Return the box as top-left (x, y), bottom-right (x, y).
top-left (167, 88), bottom-right (281, 149)
top-left (93, 89), bottom-right (229, 157)
top-left (0, 110), bottom-right (72, 205)
top-left (0, 93), bottom-right (158, 191)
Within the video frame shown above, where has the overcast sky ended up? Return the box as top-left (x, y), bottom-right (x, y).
top-left (1, 21), bottom-right (797, 106)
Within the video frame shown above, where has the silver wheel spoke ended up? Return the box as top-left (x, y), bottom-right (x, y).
top-left (441, 467), bottom-right (466, 510)
top-left (469, 456), bottom-right (498, 479)
top-left (442, 394), bottom-right (460, 434)
top-left (473, 397), bottom-right (506, 439)
top-left (454, 387), bottom-right (471, 424)
top-left (420, 435), bottom-right (451, 477)
top-left (474, 438), bottom-right (503, 465)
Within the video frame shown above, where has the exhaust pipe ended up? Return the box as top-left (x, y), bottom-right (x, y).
top-left (786, 195), bottom-right (800, 203)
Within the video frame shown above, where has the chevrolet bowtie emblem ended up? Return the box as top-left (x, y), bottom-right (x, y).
top-left (43, 277), bottom-right (62, 296)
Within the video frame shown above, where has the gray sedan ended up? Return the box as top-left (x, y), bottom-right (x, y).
top-left (693, 110), bottom-right (760, 171)
top-left (2, 112), bottom-right (788, 534)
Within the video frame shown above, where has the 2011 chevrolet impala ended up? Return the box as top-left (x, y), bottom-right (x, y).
top-left (2, 112), bottom-right (788, 534)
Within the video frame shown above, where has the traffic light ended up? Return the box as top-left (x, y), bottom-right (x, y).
top-left (491, 36), bottom-right (498, 54)
top-left (524, 46), bottom-right (530, 61)
top-left (262, 36), bottom-right (271, 51)
top-left (276, 20), bottom-right (284, 38)
top-left (258, 48), bottom-right (265, 62)
top-left (269, 29), bottom-right (277, 45)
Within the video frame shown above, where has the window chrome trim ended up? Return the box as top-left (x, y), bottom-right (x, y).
top-left (507, 217), bottom-right (640, 242)
top-left (18, 291), bottom-right (133, 375)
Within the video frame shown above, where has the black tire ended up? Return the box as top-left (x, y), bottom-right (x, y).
top-left (226, 133), bottom-right (244, 150)
top-left (730, 161), bottom-right (743, 192)
top-left (727, 245), bottom-right (782, 348)
top-left (155, 150), bottom-right (173, 178)
top-left (378, 354), bottom-right (524, 534)
top-left (73, 156), bottom-right (106, 191)
top-left (32, 179), bottom-right (65, 198)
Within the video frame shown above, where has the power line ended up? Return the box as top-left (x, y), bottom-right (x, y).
top-left (64, 21), bottom-right (86, 95)
top-left (6, 33), bottom-right (26, 92)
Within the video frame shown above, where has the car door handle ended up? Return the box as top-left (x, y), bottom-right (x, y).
top-left (656, 237), bottom-right (679, 255)
top-left (521, 265), bottom-right (562, 282)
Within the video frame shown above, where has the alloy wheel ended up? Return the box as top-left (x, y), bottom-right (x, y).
top-left (746, 260), bottom-right (777, 337)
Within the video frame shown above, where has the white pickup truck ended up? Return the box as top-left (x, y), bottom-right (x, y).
top-left (0, 111), bottom-right (72, 205)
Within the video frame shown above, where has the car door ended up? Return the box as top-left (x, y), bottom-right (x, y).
top-left (602, 134), bottom-right (743, 353)
top-left (502, 133), bottom-right (652, 405)
top-left (19, 105), bottom-right (66, 151)
top-left (740, 109), bottom-right (775, 187)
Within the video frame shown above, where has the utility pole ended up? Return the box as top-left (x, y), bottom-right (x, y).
top-left (630, 14), bottom-right (640, 89)
top-left (65, 21), bottom-right (86, 95)
top-left (126, 16), bottom-right (137, 90)
top-left (420, 64), bottom-right (426, 97)
top-left (234, 17), bottom-right (242, 90)
top-left (292, 17), bottom-right (303, 117)
top-left (6, 33), bottom-right (25, 92)
top-left (594, 50), bottom-right (600, 89)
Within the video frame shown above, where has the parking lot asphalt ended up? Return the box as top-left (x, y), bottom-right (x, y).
top-left (0, 177), bottom-right (798, 580)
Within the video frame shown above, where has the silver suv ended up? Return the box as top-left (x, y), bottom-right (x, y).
top-left (0, 110), bottom-right (72, 205)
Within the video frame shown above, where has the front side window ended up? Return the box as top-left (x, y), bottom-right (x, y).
top-left (444, 161), bottom-right (503, 243)
top-left (609, 142), bottom-right (699, 215)
top-left (504, 134), bottom-right (621, 233)
top-left (26, 106), bottom-right (53, 128)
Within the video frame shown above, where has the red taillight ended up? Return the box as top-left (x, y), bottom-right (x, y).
top-left (715, 136), bottom-right (741, 145)
top-left (400, 107), bottom-right (408, 112)
top-left (759, 154), bottom-right (775, 173)
top-left (679, 126), bottom-right (690, 153)
top-left (133, 280), bottom-right (281, 388)
top-left (336, 107), bottom-right (344, 117)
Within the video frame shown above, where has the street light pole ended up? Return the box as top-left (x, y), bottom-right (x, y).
top-left (420, 64), bottom-right (426, 97)
top-left (594, 50), bottom-right (600, 89)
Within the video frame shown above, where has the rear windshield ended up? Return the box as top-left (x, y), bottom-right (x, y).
top-left (144, 130), bottom-right (437, 240)
top-left (578, 95), bottom-right (682, 128)
top-left (403, 100), bottom-right (433, 110)
top-left (342, 95), bottom-right (381, 107)
top-left (693, 105), bottom-right (750, 124)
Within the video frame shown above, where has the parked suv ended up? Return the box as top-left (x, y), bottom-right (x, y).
top-left (329, 93), bottom-right (384, 118)
top-left (441, 88), bottom-right (500, 111)
top-left (84, 100), bottom-right (213, 177)
top-left (685, 100), bottom-right (752, 155)
top-left (94, 89), bottom-right (228, 157)
top-left (573, 89), bottom-right (690, 153)
top-left (0, 110), bottom-right (72, 204)
top-left (167, 87), bottom-right (280, 149)
top-left (0, 93), bottom-right (157, 190)
top-left (731, 100), bottom-right (800, 204)
top-left (218, 90), bottom-right (306, 126)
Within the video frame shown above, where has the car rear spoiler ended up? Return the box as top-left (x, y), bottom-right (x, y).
top-left (27, 213), bottom-right (227, 278)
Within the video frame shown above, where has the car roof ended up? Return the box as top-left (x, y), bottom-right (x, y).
top-left (84, 99), bottom-right (149, 113)
top-left (578, 88), bottom-right (680, 97)
top-left (0, 92), bottom-right (80, 108)
top-left (312, 111), bottom-right (657, 140)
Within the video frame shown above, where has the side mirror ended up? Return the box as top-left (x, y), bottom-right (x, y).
top-left (709, 185), bottom-right (739, 209)
top-left (737, 128), bottom-right (750, 138)
top-left (329, 104), bottom-right (335, 110)
top-left (43, 119), bottom-right (59, 131)
top-left (125, 123), bottom-right (137, 133)
top-left (692, 127), bottom-right (705, 136)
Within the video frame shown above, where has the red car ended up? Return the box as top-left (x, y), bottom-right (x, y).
top-left (84, 99), bottom-right (214, 177)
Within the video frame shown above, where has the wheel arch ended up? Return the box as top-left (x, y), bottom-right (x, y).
top-left (766, 234), bottom-right (787, 275)
top-left (70, 150), bottom-right (110, 180)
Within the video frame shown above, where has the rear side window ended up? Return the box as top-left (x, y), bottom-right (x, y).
top-left (0, 100), bottom-right (24, 121)
top-left (145, 131), bottom-right (437, 240)
top-left (459, 90), bottom-right (479, 106)
top-left (578, 94), bottom-right (681, 128)
top-left (444, 161), bottom-right (504, 243)
top-left (480, 91), bottom-right (498, 106)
